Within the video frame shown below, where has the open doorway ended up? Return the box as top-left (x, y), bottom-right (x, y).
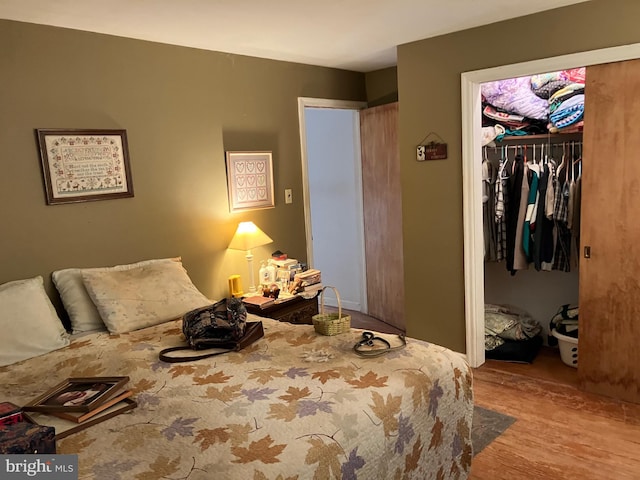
top-left (297, 98), bottom-right (368, 311)
top-left (461, 43), bottom-right (640, 368)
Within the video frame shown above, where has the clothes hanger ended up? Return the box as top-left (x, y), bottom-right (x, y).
top-left (528, 144), bottom-right (541, 174)
top-left (499, 146), bottom-right (510, 179)
top-left (570, 142), bottom-right (576, 183)
top-left (532, 143), bottom-right (536, 164)
top-left (558, 142), bottom-right (567, 172)
top-left (573, 142), bottom-right (582, 180)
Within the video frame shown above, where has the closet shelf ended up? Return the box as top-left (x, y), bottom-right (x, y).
top-left (496, 132), bottom-right (583, 143)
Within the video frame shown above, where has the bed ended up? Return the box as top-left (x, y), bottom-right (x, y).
top-left (0, 260), bottom-right (473, 479)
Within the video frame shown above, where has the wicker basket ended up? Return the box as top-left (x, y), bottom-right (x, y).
top-left (312, 286), bottom-right (351, 336)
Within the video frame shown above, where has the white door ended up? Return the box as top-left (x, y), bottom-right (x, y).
top-left (298, 98), bottom-right (367, 311)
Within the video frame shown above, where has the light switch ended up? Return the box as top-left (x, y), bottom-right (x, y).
top-left (285, 189), bottom-right (293, 204)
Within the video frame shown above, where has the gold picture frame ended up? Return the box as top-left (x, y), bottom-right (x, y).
top-left (225, 151), bottom-right (275, 212)
top-left (36, 128), bottom-right (134, 205)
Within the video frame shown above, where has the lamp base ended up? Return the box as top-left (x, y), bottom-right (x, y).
top-left (245, 249), bottom-right (258, 296)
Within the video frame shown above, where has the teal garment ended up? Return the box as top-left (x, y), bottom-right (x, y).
top-left (495, 129), bottom-right (528, 143)
top-left (522, 169), bottom-right (538, 259)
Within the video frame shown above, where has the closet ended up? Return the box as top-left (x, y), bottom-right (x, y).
top-left (481, 60), bottom-right (640, 405)
top-left (481, 69), bottom-right (583, 367)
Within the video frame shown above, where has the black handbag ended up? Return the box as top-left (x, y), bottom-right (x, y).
top-left (159, 298), bottom-right (264, 363)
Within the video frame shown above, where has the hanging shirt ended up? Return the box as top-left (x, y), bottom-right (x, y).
top-left (505, 155), bottom-right (524, 274)
top-left (513, 164), bottom-right (531, 273)
top-left (523, 166), bottom-right (539, 260)
top-left (494, 157), bottom-right (509, 262)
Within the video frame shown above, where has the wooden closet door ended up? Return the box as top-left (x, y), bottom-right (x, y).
top-left (579, 59), bottom-right (640, 403)
top-left (360, 102), bottom-right (405, 329)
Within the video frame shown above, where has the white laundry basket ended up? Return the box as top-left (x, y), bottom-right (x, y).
top-left (552, 329), bottom-right (578, 368)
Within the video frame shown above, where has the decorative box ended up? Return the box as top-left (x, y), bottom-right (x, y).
top-left (0, 420), bottom-right (56, 454)
top-left (0, 402), bottom-right (23, 426)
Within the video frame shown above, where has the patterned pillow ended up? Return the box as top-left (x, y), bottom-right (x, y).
top-left (81, 261), bottom-right (212, 334)
top-left (53, 257), bottom-right (181, 334)
top-left (0, 276), bottom-right (70, 366)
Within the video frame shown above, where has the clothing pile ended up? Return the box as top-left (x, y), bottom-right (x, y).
top-left (485, 304), bottom-right (543, 363)
top-left (481, 68), bottom-right (586, 139)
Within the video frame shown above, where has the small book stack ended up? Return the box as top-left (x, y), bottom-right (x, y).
top-left (290, 269), bottom-right (322, 294)
top-left (243, 295), bottom-right (275, 309)
top-left (22, 376), bottom-right (137, 440)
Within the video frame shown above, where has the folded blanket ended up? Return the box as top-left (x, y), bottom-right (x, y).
top-left (548, 120), bottom-right (584, 134)
top-left (563, 67), bottom-right (586, 84)
top-left (484, 304), bottom-right (542, 351)
top-left (532, 79), bottom-right (572, 99)
top-left (482, 76), bottom-right (549, 121)
top-left (549, 83), bottom-right (585, 104)
top-left (549, 95), bottom-right (584, 129)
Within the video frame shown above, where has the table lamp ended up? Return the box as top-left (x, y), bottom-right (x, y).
top-left (228, 221), bottom-right (273, 294)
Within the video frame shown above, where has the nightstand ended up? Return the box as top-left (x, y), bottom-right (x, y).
top-left (244, 295), bottom-right (319, 325)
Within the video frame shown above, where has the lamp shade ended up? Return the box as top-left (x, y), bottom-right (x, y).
top-left (228, 221), bottom-right (273, 251)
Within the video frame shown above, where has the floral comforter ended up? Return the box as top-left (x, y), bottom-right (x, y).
top-left (0, 317), bottom-right (473, 479)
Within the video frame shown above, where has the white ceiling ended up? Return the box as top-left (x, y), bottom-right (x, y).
top-left (0, 0), bottom-right (590, 72)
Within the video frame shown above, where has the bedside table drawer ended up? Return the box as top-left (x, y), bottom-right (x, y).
top-left (245, 296), bottom-right (318, 325)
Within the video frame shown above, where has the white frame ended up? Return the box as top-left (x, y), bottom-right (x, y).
top-left (225, 151), bottom-right (275, 213)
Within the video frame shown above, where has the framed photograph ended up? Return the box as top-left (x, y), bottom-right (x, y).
top-left (22, 376), bottom-right (129, 413)
top-left (225, 151), bottom-right (275, 212)
top-left (36, 128), bottom-right (134, 205)
top-left (24, 399), bottom-right (137, 440)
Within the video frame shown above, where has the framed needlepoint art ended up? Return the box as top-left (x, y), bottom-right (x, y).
top-left (225, 151), bottom-right (275, 213)
top-left (36, 128), bottom-right (134, 205)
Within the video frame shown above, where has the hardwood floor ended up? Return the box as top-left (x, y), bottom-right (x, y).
top-left (342, 311), bottom-right (640, 479)
top-left (472, 348), bottom-right (640, 480)
top-left (325, 307), bottom-right (405, 335)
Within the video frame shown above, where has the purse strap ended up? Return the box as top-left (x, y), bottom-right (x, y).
top-left (353, 331), bottom-right (407, 358)
top-left (158, 345), bottom-right (234, 363)
top-left (159, 321), bottom-right (264, 363)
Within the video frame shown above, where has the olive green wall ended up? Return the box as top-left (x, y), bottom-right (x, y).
top-left (365, 66), bottom-right (398, 106)
top-left (397, 0), bottom-right (640, 352)
top-left (0, 20), bottom-right (365, 320)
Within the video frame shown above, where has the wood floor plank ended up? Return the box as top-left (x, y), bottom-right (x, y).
top-left (471, 357), bottom-right (640, 480)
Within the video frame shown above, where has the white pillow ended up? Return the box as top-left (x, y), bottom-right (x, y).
top-left (0, 276), bottom-right (70, 367)
top-left (52, 257), bottom-right (180, 334)
top-left (82, 261), bottom-right (212, 334)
